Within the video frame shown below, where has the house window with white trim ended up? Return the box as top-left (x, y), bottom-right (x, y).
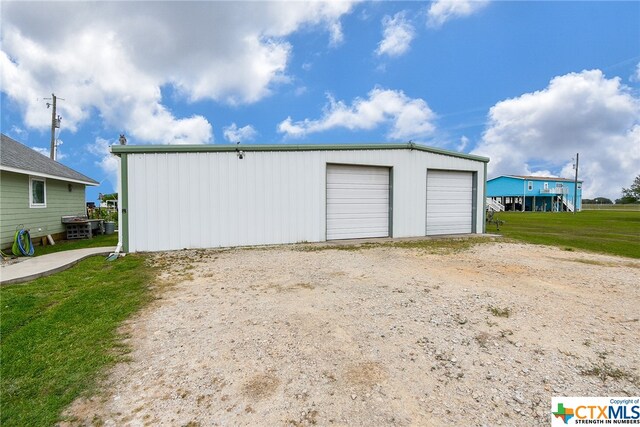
top-left (30, 177), bottom-right (46, 208)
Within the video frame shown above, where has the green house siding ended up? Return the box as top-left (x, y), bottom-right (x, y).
top-left (0, 171), bottom-right (86, 248)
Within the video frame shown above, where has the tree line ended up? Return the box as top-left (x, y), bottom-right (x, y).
top-left (584, 175), bottom-right (640, 204)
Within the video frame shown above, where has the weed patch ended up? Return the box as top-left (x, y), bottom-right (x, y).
top-left (580, 363), bottom-right (638, 384)
top-left (488, 305), bottom-right (511, 318)
top-left (475, 332), bottom-right (492, 349)
top-left (298, 237), bottom-right (494, 254)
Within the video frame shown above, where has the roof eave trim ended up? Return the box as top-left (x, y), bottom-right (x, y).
top-left (489, 175), bottom-right (583, 183)
top-left (0, 165), bottom-right (99, 186)
top-left (111, 143), bottom-right (490, 163)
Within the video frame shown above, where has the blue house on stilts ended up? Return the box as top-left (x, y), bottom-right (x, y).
top-left (486, 175), bottom-right (583, 212)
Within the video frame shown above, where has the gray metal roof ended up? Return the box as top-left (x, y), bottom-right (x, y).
top-left (0, 134), bottom-right (98, 185)
top-left (112, 142), bottom-right (490, 163)
top-left (494, 175), bottom-right (583, 183)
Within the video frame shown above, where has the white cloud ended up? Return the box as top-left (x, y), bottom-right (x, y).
top-left (326, 20), bottom-right (345, 46)
top-left (294, 86), bottom-right (308, 96)
top-left (31, 143), bottom-right (67, 160)
top-left (529, 170), bottom-right (554, 178)
top-left (10, 125), bottom-right (27, 138)
top-left (87, 137), bottom-right (120, 191)
top-left (0, 2), bottom-right (355, 144)
top-left (632, 62), bottom-right (640, 82)
top-left (427, 0), bottom-right (490, 28)
top-left (223, 123), bottom-right (258, 143)
top-left (55, 140), bottom-right (67, 160)
top-left (278, 88), bottom-right (436, 140)
top-left (376, 12), bottom-right (415, 58)
top-left (471, 70), bottom-right (640, 199)
top-left (457, 135), bottom-right (469, 152)
top-left (31, 146), bottom-right (49, 157)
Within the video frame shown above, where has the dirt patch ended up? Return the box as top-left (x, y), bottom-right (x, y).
top-left (63, 242), bottom-right (640, 426)
top-left (242, 374), bottom-right (280, 400)
top-left (344, 361), bottom-right (388, 388)
top-left (1, 256), bottom-right (27, 267)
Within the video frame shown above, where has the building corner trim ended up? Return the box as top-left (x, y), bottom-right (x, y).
top-left (121, 154), bottom-right (129, 252)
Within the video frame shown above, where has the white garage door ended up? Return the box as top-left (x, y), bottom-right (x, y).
top-left (326, 164), bottom-right (390, 240)
top-left (426, 170), bottom-right (473, 235)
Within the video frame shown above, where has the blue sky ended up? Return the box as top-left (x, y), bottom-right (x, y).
top-left (1, 1), bottom-right (639, 201)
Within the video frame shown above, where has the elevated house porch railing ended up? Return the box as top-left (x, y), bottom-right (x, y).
top-left (488, 193), bottom-right (575, 212)
top-left (539, 187), bottom-right (569, 195)
top-left (539, 186), bottom-right (575, 211)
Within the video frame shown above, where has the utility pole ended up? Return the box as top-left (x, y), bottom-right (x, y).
top-left (44, 93), bottom-right (63, 160)
top-left (573, 153), bottom-right (579, 214)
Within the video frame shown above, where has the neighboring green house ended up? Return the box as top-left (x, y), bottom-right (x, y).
top-left (0, 134), bottom-right (98, 248)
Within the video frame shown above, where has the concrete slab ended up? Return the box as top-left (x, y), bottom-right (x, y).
top-left (0, 247), bottom-right (115, 285)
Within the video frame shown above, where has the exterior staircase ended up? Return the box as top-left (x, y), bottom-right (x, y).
top-left (563, 199), bottom-right (575, 212)
top-left (486, 198), bottom-right (505, 212)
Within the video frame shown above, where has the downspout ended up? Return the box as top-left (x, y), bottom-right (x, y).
top-left (107, 149), bottom-right (125, 261)
top-left (482, 162), bottom-right (487, 233)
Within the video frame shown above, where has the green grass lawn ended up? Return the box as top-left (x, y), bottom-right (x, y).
top-left (1, 254), bottom-right (153, 426)
top-left (582, 203), bottom-right (640, 211)
top-left (33, 233), bottom-right (118, 256)
top-left (491, 210), bottom-right (640, 258)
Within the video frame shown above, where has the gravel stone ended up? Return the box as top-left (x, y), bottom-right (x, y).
top-left (62, 242), bottom-right (640, 426)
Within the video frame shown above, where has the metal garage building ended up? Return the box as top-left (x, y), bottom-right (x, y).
top-left (111, 143), bottom-right (489, 252)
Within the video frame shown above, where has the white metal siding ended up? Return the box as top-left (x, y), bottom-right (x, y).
top-left (426, 170), bottom-right (473, 235)
top-left (125, 150), bottom-right (486, 252)
top-left (326, 165), bottom-right (389, 240)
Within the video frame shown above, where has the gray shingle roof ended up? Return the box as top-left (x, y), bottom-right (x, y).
top-left (0, 134), bottom-right (98, 185)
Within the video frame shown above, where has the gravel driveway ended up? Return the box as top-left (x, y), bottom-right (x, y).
top-left (65, 240), bottom-right (639, 426)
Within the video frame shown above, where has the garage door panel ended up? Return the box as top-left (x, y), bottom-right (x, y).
top-left (428, 212), bottom-right (472, 220)
top-left (427, 225), bottom-right (472, 235)
top-left (429, 176), bottom-right (471, 184)
top-left (426, 203), bottom-right (472, 213)
top-left (327, 164), bottom-right (390, 240)
top-left (328, 166), bottom-right (389, 174)
top-left (428, 188), bottom-right (472, 196)
top-left (328, 228), bottom-right (389, 240)
top-left (327, 220), bottom-right (388, 232)
top-left (328, 177), bottom-right (388, 185)
top-left (327, 212), bottom-right (388, 221)
top-left (328, 190), bottom-right (390, 199)
top-left (426, 170), bottom-right (473, 236)
top-left (328, 203), bottom-right (388, 210)
top-left (328, 207), bottom-right (388, 216)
